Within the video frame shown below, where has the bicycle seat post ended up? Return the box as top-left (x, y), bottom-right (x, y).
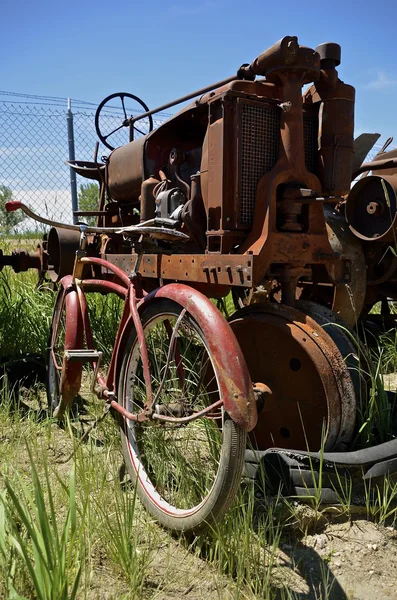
top-left (73, 224), bottom-right (88, 281)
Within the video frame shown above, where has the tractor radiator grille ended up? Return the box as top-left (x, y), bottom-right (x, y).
top-left (239, 102), bottom-right (280, 225)
top-left (238, 103), bottom-right (319, 226)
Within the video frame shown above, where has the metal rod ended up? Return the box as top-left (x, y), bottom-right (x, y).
top-left (67, 98), bottom-right (79, 224)
top-left (110, 399), bottom-right (146, 422)
top-left (4, 201), bottom-right (156, 235)
top-left (353, 157), bottom-right (397, 179)
top-left (79, 256), bottom-right (130, 288)
top-left (151, 309), bottom-right (187, 407)
top-left (129, 74), bottom-right (242, 126)
top-left (129, 284), bottom-right (153, 407)
top-left (79, 279), bottom-right (128, 299)
top-left (110, 397), bottom-right (224, 424)
top-left (152, 399), bottom-right (224, 424)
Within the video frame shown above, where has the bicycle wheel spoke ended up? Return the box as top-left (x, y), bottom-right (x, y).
top-left (104, 123), bottom-right (125, 140)
top-left (121, 95), bottom-right (127, 120)
top-left (124, 310), bottom-right (223, 506)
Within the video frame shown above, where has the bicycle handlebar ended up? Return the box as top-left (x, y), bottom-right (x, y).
top-left (4, 201), bottom-right (189, 240)
top-left (5, 201), bottom-right (132, 234)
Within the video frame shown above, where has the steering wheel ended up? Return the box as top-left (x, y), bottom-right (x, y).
top-left (95, 92), bottom-right (154, 151)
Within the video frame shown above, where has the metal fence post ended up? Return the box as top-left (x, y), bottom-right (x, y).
top-left (67, 98), bottom-right (78, 224)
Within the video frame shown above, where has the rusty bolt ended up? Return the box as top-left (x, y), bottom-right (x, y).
top-left (253, 382), bottom-right (272, 413)
top-left (169, 148), bottom-right (185, 166)
top-left (366, 201), bottom-right (383, 216)
top-left (279, 101), bottom-right (292, 113)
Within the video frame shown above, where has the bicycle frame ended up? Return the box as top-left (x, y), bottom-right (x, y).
top-left (53, 252), bottom-right (258, 432)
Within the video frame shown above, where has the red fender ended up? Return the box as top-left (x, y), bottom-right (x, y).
top-left (115, 283), bottom-right (257, 432)
top-left (55, 276), bottom-right (84, 415)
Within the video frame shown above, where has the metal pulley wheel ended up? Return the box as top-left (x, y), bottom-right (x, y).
top-left (324, 205), bottom-right (367, 326)
top-left (229, 303), bottom-right (357, 451)
top-left (297, 300), bottom-right (371, 411)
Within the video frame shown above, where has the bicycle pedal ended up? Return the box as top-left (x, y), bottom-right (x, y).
top-left (65, 350), bottom-right (103, 363)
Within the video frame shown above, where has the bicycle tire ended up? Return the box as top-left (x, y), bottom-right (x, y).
top-left (46, 285), bottom-right (83, 417)
top-left (118, 298), bottom-right (247, 534)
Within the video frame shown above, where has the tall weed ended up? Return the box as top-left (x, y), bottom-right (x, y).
top-left (0, 267), bottom-right (54, 358)
top-left (0, 448), bottom-right (83, 600)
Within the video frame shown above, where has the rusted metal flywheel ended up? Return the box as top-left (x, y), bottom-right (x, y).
top-left (230, 303), bottom-right (357, 451)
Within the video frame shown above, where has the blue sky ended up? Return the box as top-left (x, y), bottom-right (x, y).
top-left (2, 0), bottom-right (397, 143)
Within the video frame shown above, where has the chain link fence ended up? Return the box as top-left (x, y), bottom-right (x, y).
top-left (0, 92), bottom-right (166, 233)
top-left (0, 91), bottom-right (394, 236)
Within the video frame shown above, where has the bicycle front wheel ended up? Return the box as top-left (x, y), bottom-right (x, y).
top-left (118, 299), bottom-right (247, 534)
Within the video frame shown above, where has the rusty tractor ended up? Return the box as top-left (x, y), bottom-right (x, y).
top-left (2, 36), bottom-right (397, 533)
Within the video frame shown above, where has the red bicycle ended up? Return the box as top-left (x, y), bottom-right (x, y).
top-left (7, 201), bottom-right (256, 535)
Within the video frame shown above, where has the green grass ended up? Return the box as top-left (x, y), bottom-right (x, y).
top-left (1, 230), bottom-right (45, 241)
top-left (1, 395), bottom-right (345, 600)
top-left (0, 399), bottom-right (160, 599)
top-left (0, 256), bottom-right (54, 359)
top-left (192, 489), bottom-right (285, 598)
top-left (0, 450), bottom-right (82, 600)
